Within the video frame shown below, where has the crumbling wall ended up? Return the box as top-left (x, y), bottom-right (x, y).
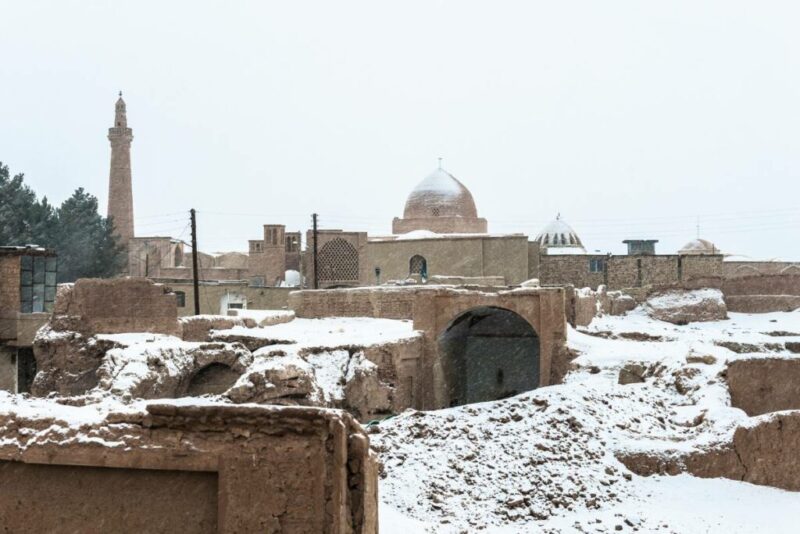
top-left (722, 274), bottom-right (800, 312)
top-left (619, 411), bottom-right (800, 493)
top-left (54, 278), bottom-right (179, 336)
top-left (290, 288), bottom-right (417, 319)
top-left (726, 357), bottom-right (800, 416)
top-left (0, 402), bottom-right (378, 533)
top-left (179, 315), bottom-right (256, 342)
top-left (292, 285), bottom-right (568, 410)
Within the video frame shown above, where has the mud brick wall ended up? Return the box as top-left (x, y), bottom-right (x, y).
top-left (724, 261), bottom-right (800, 278)
top-left (727, 358), bottom-right (800, 416)
top-left (722, 274), bottom-right (800, 296)
top-left (290, 288), bottom-right (417, 320)
top-left (164, 282), bottom-right (293, 317)
top-left (722, 274), bottom-right (800, 313)
top-left (55, 278), bottom-right (179, 336)
top-left (0, 403), bottom-right (378, 533)
top-left (0, 255), bottom-right (20, 315)
top-left (0, 256), bottom-right (21, 342)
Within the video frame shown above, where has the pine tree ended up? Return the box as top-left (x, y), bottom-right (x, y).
top-left (0, 161), bottom-right (126, 282)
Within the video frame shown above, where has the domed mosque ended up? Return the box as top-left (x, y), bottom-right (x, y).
top-left (392, 163), bottom-right (488, 234)
top-left (678, 238), bottom-right (720, 255)
top-left (535, 214), bottom-right (587, 254)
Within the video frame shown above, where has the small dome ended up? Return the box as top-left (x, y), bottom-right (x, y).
top-left (536, 215), bottom-right (586, 253)
top-left (679, 238), bottom-right (720, 255)
top-left (403, 168), bottom-right (479, 220)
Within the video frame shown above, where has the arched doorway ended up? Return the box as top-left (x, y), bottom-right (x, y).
top-left (185, 363), bottom-right (240, 396)
top-left (438, 306), bottom-right (540, 407)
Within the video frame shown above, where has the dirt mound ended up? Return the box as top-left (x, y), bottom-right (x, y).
top-left (645, 288), bottom-right (727, 325)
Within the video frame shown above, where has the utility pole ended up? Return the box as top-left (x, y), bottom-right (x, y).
top-left (312, 213), bottom-right (319, 289)
top-left (190, 209), bottom-right (200, 315)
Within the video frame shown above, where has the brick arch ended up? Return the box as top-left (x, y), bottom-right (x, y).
top-left (438, 306), bottom-right (540, 407)
top-left (780, 265), bottom-right (800, 275)
top-left (410, 289), bottom-right (566, 409)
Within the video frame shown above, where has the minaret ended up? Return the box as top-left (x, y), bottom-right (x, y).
top-left (107, 92), bottom-right (135, 243)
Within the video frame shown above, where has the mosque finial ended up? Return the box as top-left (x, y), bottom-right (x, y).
top-left (438, 157), bottom-right (443, 170)
top-left (556, 212), bottom-right (561, 220)
top-left (119, 90), bottom-right (123, 98)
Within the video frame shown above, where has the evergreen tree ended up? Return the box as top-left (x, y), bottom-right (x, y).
top-left (0, 161), bottom-right (126, 282)
top-left (0, 162), bottom-right (55, 244)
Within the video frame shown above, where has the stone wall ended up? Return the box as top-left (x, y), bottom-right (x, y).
top-left (54, 278), bottom-right (179, 336)
top-left (539, 255), bottom-right (606, 289)
top-left (540, 254), bottom-right (723, 291)
top-left (0, 402), bottom-right (378, 533)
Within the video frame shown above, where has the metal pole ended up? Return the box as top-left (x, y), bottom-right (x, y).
top-left (190, 208), bottom-right (200, 315)
top-left (312, 213), bottom-right (319, 289)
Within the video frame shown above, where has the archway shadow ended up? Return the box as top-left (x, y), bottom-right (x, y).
top-left (438, 306), bottom-right (540, 407)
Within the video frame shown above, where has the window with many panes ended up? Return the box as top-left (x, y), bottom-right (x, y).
top-left (20, 255), bottom-right (57, 313)
top-left (589, 258), bottom-right (605, 273)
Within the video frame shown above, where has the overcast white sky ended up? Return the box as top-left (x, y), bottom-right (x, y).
top-left (2, 1), bottom-right (799, 259)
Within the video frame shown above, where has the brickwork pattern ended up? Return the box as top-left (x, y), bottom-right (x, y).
top-left (304, 231), bottom-right (369, 288)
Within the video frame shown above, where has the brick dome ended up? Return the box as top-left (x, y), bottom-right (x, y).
top-left (392, 167), bottom-right (487, 234)
top-left (402, 168), bottom-right (479, 219)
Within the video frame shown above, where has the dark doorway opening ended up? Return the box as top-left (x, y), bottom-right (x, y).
top-left (16, 348), bottom-right (36, 394)
top-left (438, 306), bottom-right (539, 407)
top-left (185, 363), bottom-right (240, 396)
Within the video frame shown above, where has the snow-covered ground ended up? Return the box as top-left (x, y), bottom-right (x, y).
top-left (375, 308), bottom-right (800, 533)
top-left (213, 316), bottom-right (417, 350)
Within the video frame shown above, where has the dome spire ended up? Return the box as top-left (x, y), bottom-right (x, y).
top-left (438, 157), bottom-right (443, 170)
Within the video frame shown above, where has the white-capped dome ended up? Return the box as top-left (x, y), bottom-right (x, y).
top-left (679, 238), bottom-right (720, 255)
top-left (535, 215), bottom-right (586, 254)
top-left (403, 168), bottom-right (479, 219)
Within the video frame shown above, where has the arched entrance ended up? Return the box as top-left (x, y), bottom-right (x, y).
top-left (438, 306), bottom-right (540, 407)
top-left (185, 363), bottom-right (240, 396)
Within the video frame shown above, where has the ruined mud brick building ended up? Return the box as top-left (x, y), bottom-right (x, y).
top-left (290, 285), bottom-right (570, 410)
top-left (0, 246), bottom-right (57, 393)
top-left (0, 402), bottom-right (378, 533)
